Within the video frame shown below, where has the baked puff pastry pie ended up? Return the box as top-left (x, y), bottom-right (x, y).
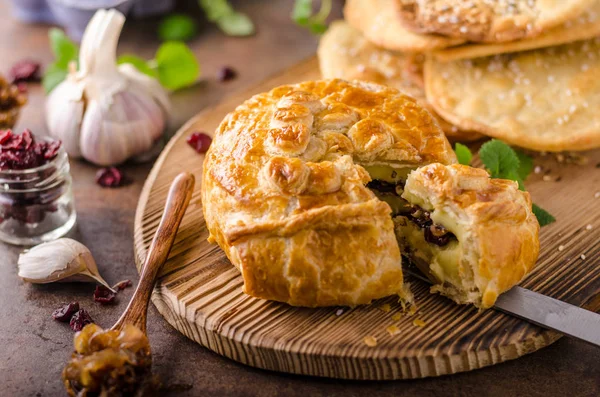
top-left (396, 164), bottom-right (540, 308)
top-left (202, 79), bottom-right (456, 307)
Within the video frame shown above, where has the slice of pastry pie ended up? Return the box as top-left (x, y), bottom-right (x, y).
top-left (202, 79), bottom-right (456, 307)
top-left (396, 163), bottom-right (540, 308)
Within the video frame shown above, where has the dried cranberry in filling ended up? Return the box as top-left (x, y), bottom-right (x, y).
top-left (52, 302), bottom-right (80, 322)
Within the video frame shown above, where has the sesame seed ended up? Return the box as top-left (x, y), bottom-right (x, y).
top-left (581, 254), bottom-right (586, 260)
top-left (534, 166), bottom-right (542, 174)
top-left (558, 245), bottom-right (565, 252)
top-left (335, 308), bottom-right (344, 316)
top-left (595, 191), bottom-right (600, 198)
top-left (586, 224), bottom-right (593, 230)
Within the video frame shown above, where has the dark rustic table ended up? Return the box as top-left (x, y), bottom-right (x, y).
top-left (1, 1), bottom-right (599, 396)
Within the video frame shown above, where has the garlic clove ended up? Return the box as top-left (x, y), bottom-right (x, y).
top-left (118, 63), bottom-right (171, 115)
top-left (79, 88), bottom-right (166, 166)
top-left (45, 80), bottom-right (85, 158)
top-left (17, 238), bottom-right (115, 292)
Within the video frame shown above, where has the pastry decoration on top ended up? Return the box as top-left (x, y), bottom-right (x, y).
top-left (202, 79), bottom-right (456, 307)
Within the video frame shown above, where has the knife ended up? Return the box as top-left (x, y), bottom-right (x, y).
top-left (405, 269), bottom-right (600, 347)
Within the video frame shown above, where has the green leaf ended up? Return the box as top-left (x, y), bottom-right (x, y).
top-left (199, 0), bottom-right (255, 36)
top-left (292, 0), bottom-right (313, 26)
top-left (42, 62), bottom-right (68, 93)
top-left (155, 41), bottom-right (200, 91)
top-left (479, 139), bottom-right (520, 179)
top-left (49, 28), bottom-right (78, 69)
top-left (216, 12), bottom-right (255, 36)
top-left (158, 14), bottom-right (198, 42)
top-left (532, 203), bottom-right (556, 227)
top-left (118, 55), bottom-right (159, 79)
top-left (199, 0), bottom-right (233, 21)
top-left (454, 143), bottom-right (473, 166)
top-left (516, 150), bottom-right (533, 182)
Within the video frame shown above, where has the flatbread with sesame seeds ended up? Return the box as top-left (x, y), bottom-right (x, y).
top-left (397, 0), bottom-right (596, 43)
top-left (433, 0), bottom-right (600, 62)
top-left (318, 20), bottom-right (482, 142)
top-left (345, 0), bottom-right (465, 52)
top-left (425, 38), bottom-right (600, 152)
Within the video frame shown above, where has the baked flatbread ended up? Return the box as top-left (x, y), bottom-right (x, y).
top-left (434, 1), bottom-right (600, 62)
top-left (425, 38), bottom-right (600, 151)
top-left (202, 79), bottom-right (456, 307)
top-left (397, 0), bottom-right (595, 43)
top-left (345, 0), bottom-right (465, 52)
top-left (318, 21), bottom-right (482, 142)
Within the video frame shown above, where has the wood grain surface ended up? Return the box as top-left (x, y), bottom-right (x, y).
top-left (133, 57), bottom-right (600, 380)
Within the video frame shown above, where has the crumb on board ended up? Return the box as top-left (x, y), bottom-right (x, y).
top-left (378, 303), bottom-right (391, 313)
top-left (595, 192), bottom-right (600, 199)
top-left (386, 325), bottom-right (400, 337)
top-left (391, 313), bottom-right (403, 321)
top-left (558, 245), bottom-right (565, 252)
top-left (407, 305), bottom-right (418, 317)
top-left (335, 308), bottom-right (344, 316)
top-left (364, 336), bottom-right (378, 347)
top-left (586, 224), bottom-right (593, 231)
top-left (581, 254), bottom-right (587, 260)
top-left (412, 319), bottom-right (426, 327)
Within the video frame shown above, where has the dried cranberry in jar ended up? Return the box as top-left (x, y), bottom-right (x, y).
top-left (52, 302), bottom-right (80, 322)
top-left (69, 309), bottom-right (94, 332)
top-left (93, 285), bottom-right (117, 304)
top-left (9, 60), bottom-right (41, 84)
top-left (95, 167), bottom-right (124, 188)
top-left (0, 129), bottom-right (62, 170)
top-left (186, 132), bottom-right (212, 154)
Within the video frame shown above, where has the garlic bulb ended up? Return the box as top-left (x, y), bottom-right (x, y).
top-left (18, 238), bottom-right (114, 291)
top-left (45, 9), bottom-right (171, 166)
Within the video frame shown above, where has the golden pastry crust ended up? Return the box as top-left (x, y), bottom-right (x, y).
top-left (396, 0), bottom-right (595, 43)
top-left (202, 79), bottom-right (456, 307)
top-left (318, 20), bottom-right (483, 142)
top-left (399, 164), bottom-right (540, 308)
top-left (425, 38), bottom-right (600, 152)
top-left (345, 0), bottom-right (465, 52)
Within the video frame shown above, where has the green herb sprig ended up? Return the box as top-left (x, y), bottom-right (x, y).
top-left (199, 0), bottom-right (255, 36)
top-left (454, 140), bottom-right (556, 227)
top-left (292, 0), bottom-right (333, 34)
top-left (43, 28), bottom-right (200, 93)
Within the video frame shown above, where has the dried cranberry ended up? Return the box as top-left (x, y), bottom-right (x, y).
top-left (217, 66), bottom-right (237, 82)
top-left (93, 285), bottom-right (117, 304)
top-left (113, 279), bottom-right (132, 291)
top-left (0, 129), bottom-right (61, 170)
top-left (69, 309), bottom-right (94, 332)
top-left (186, 132), bottom-right (212, 154)
top-left (9, 60), bottom-right (41, 84)
top-left (95, 167), bottom-right (124, 188)
top-left (52, 302), bottom-right (80, 322)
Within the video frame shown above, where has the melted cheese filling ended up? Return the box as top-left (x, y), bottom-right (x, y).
top-left (364, 167), bottom-right (462, 286)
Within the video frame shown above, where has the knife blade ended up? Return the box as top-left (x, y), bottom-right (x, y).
top-left (405, 269), bottom-right (600, 347)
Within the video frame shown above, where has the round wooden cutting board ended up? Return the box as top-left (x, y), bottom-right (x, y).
top-left (134, 58), bottom-right (600, 380)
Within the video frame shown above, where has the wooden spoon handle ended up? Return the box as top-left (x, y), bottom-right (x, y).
top-left (112, 172), bottom-right (195, 333)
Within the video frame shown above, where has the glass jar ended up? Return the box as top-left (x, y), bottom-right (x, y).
top-left (0, 145), bottom-right (76, 245)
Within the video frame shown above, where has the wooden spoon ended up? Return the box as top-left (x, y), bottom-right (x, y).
top-left (112, 172), bottom-right (195, 333)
